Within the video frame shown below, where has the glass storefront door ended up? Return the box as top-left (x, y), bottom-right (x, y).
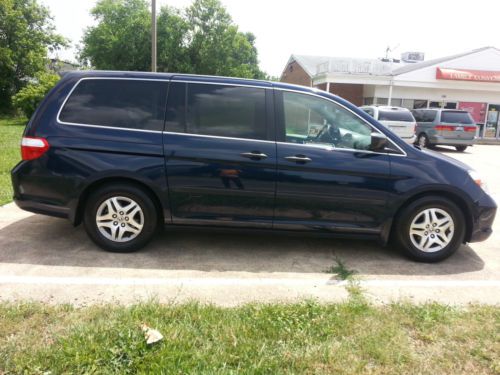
top-left (485, 104), bottom-right (500, 138)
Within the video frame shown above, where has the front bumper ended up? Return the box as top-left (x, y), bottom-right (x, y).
top-left (469, 193), bottom-right (497, 243)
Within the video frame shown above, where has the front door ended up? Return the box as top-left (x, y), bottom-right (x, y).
top-left (273, 90), bottom-right (392, 233)
top-left (163, 80), bottom-right (276, 228)
top-left (485, 104), bottom-right (500, 138)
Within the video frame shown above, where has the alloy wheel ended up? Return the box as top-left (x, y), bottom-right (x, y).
top-left (418, 135), bottom-right (427, 147)
top-left (409, 208), bottom-right (454, 252)
top-left (95, 196), bottom-right (144, 242)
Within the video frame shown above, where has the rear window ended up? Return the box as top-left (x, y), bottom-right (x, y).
top-left (440, 111), bottom-right (474, 124)
top-left (378, 110), bottom-right (414, 122)
top-left (59, 79), bottom-right (168, 131)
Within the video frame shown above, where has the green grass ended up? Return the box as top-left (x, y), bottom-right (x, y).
top-left (0, 300), bottom-right (498, 374)
top-left (0, 116), bottom-right (26, 205)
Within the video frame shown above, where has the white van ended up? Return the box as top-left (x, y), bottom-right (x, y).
top-left (360, 106), bottom-right (417, 144)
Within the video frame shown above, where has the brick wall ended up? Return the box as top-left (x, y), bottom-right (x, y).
top-left (316, 83), bottom-right (364, 106)
top-left (280, 60), bottom-right (312, 87)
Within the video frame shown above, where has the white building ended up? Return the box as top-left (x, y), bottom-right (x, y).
top-left (281, 47), bottom-right (500, 139)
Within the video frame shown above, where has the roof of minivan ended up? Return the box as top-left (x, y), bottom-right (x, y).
top-left (62, 70), bottom-right (319, 93)
top-left (361, 105), bottom-right (410, 111)
top-left (412, 108), bottom-right (469, 112)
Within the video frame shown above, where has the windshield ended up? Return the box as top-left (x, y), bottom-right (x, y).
top-left (440, 111), bottom-right (474, 124)
top-left (378, 110), bottom-right (414, 122)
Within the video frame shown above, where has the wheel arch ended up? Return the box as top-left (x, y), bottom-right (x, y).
top-left (74, 177), bottom-right (166, 227)
top-left (384, 189), bottom-right (473, 245)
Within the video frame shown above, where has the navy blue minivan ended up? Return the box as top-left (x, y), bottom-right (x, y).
top-left (11, 71), bottom-right (496, 262)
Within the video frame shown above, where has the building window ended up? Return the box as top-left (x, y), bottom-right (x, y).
top-left (375, 97), bottom-right (388, 105)
top-left (363, 97), bottom-right (374, 105)
top-left (390, 98), bottom-right (402, 107)
top-left (401, 99), bottom-right (414, 109)
top-left (429, 101), bottom-right (457, 109)
top-left (413, 100), bottom-right (428, 109)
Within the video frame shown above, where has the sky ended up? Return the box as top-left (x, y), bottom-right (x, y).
top-left (40, 0), bottom-right (500, 77)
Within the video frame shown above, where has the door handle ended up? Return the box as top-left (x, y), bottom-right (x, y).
top-left (284, 155), bottom-right (312, 163)
top-left (240, 151), bottom-right (268, 160)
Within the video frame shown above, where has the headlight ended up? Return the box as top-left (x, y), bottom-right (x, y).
top-left (468, 170), bottom-right (489, 193)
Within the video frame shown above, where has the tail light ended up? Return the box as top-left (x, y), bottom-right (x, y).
top-left (464, 126), bottom-right (477, 132)
top-left (21, 137), bottom-right (50, 160)
top-left (435, 125), bottom-right (456, 131)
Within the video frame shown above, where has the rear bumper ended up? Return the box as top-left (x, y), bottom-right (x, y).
top-left (402, 135), bottom-right (417, 144)
top-left (14, 198), bottom-right (70, 219)
top-left (429, 135), bottom-right (476, 146)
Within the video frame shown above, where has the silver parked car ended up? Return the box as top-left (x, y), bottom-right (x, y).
top-left (411, 109), bottom-right (477, 152)
top-left (360, 106), bottom-right (416, 144)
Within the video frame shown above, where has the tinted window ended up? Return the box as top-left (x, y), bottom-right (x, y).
top-left (184, 83), bottom-right (267, 140)
top-left (282, 91), bottom-right (372, 151)
top-left (165, 82), bottom-right (186, 133)
top-left (412, 109), bottom-right (436, 122)
top-left (59, 79), bottom-right (168, 131)
top-left (440, 111), bottom-right (474, 124)
top-left (412, 110), bottom-right (423, 122)
top-left (378, 110), bottom-right (414, 122)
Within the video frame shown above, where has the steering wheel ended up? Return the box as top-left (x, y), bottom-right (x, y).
top-left (316, 123), bottom-right (341, 145)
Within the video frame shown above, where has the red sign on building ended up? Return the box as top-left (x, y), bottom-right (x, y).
top-left (436, 68), bottom-right (500, 83)
top-left (457, 102), bottom-right (487, 123)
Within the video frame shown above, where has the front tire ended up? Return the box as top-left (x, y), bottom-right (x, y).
top-left (393, 196), bottom-right (465, 262)
top-left (83, 184), bottom-right (158, 252)
top-left (455, 145), bottom-right (467, 152)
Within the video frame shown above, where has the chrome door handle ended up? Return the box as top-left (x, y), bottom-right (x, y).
top-left (240, 151), bottom-right (268, 160)
top-left (284, 155), bottom-right (312, 163)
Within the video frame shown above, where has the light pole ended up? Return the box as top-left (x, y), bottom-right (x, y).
top-left (151, 0), bottom-right (157, 72)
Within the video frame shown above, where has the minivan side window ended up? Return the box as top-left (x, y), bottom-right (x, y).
top-left (422, 110), bottom-right (437, 122)
top-left (412, 110), bottom-right (422, 122)
top-left (281, 91), bottom-right (372, 151)
top-left (59, 79), bottom-right (168, 131)
top-left (361, 108), bottom-right (375, 117)
top-left (166, 83), bottom-right (267, 140)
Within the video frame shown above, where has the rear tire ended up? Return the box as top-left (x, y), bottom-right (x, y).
top-left (417, 133), bottom-right (429, 148)
top-left (393, 196), bottom-right (465, 262)
top-left (455, 145), bottom-right (467, 152)
top-left (83, 183), bottom-right (158, 252)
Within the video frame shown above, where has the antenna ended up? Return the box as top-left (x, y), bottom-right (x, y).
top-left (385, 44), bottom-right (400, 59)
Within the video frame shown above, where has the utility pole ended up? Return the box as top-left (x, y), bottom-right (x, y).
top-left (151, 0), bottom-right (157, 72)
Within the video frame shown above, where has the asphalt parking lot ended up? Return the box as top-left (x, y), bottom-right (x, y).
top-left (0, 145), bottom-right (499, 305)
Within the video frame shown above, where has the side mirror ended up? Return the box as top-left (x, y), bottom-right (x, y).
top-left (370, 132), bottom-right (388, 152)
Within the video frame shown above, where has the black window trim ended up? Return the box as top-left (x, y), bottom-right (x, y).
top-left (57, 77), bottom-right (170, 134)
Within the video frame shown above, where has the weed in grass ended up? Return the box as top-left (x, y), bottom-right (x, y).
top-left (324, 256), bottom-right (357, 280)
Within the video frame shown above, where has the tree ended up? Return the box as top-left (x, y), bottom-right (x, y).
top-left (0, 0), bottom-right (67, 112)
top-left (79, 0), bottom-right (151, 71)
top-left (79, 0), bottom-right (266, 79)
top-left (156, 6), bottom-right (190, 73)
top-left (186, 0), bottom-right (265, 78)
top-left (12, 71), bottom-right (59, 118)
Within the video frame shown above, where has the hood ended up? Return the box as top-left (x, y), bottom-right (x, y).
top-left (419, 147), bottom-right (473, 171)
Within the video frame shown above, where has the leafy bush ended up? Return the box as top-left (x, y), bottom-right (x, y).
top-left (12, 72), bottom-right (60, 118)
